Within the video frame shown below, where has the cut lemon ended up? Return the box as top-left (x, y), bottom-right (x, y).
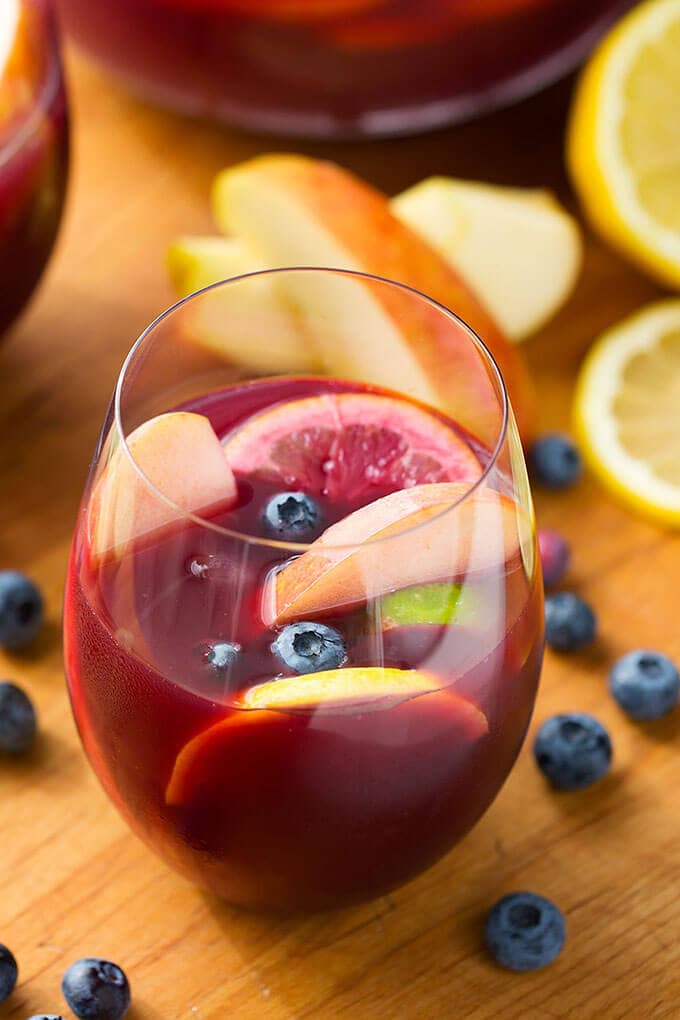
top-left (574, 300), bottom-right (680, 526)
top-left (567, 0), bottom-right (680, 288)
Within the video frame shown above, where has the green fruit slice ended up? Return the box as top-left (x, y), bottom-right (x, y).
top-left (379, 582), bottom-right (482, 629)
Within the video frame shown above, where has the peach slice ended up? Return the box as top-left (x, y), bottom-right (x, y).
top-left (267, 482), bottom-right (521, 624)
top-left (165, 666), bottom-right (488, 806)
top-left (212, 155), bottom-right (535, 441)
top-left (89, 412), bottom-right (237, 562)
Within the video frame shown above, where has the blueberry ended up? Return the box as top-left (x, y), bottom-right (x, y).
top-left (263, 492), bottom-right (320, 540)
top-left (609, 650), bottom-right (679, 721)
top-left (545, 592), bottom-right (596, 652)
top-left (197, 641), bottom-right (240, 672)
top-left (537, 528), bottom-right (570, 588)
top-left (61, 958), bottom-right (130, 1020)
top-left (534, 712), bottom-right (611, 790)
top-left (0, 944), bottom-right (18, 1002)
top-left (0, 572), bottom-right (44, 650)
top-left (485, 892), bottom-right (565, 972)
top-left (273, 622), bottom-right (346, 674)
top-left (0, 682), bottom-right (37, 754)
top-left (530, 434), bottom-right (582, 489)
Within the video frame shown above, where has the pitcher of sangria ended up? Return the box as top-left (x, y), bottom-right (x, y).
top-left (55, 0), bottom-right (631, 136)
top-left (64, 269), bottom-right (544, 911)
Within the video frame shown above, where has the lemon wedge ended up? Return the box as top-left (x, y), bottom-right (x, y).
top-left (574, 300), bottom-right (680, 526)
top-left (568, 0), bottom-right (680, 288)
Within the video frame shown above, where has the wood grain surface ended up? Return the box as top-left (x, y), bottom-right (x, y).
top-left (1, 45), bottom-right (679, 1020)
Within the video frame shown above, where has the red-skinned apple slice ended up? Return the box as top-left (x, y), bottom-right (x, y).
top-left (267, 482), bottom-right (522, 624)
top-left (212, 155), bottom-right (535, 441)
top-left (89, 412), bottom-right (237, 562)
top-left (165, 665), bottom-right (488, 806)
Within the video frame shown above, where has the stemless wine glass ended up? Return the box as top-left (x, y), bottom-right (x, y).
top-left (64, 269), bottom-right (544, 912)
top-left (0, 0), bottom-right (69, 336)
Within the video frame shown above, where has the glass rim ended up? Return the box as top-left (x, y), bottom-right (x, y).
top-left (113, 266), bottom-right (510, 553)
top-left (0, 0), bottom-right (64, 170)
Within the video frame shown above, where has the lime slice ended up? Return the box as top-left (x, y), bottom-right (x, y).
top-left (379, 582), bottom-right (481, 628)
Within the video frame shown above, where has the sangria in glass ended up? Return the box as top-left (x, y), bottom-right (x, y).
top-left (64, 269), bottom-right (544, 911)
top-left (0, 0), bottom-right (68, 336)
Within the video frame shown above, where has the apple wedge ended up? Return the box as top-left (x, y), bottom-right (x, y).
top-left (266, 481), bottom-right (521, 624)
top-left (392, 178), bottom-right (582, 340)
top-left (167, 235), bottom-right (259, 297)
top-left (165, 665), bottom-right (488, 806)
top-left (212, 155), bottom-right (535, 440)
top-left (89, 412), bottom-right (237, 562)
top-left (167, 236), bottom-right (319, 374)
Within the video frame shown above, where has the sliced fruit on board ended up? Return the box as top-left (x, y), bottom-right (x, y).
top-left (223, 390), bottom-right (481, 502)
top-left (89, 412), bottom-right (237, 562)
top-left (392, 178), bottom-right (582, 341)
top-left (165, 665), bottom-right (488, 805)
top-left (167, 236), bottom-right (319, 374)
top-left (567, 0), bottom-right (680, 289)
top-left (573, 299), bottom-right (680, 527)
top-left (212, 155), bottom-right (535, 441)
top-left (266, 482), bottom-right (521, 624)
top-left (167, 234), bottom-right (260, 295)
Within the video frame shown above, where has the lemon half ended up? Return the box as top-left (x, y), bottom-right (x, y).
top-left (568, 0), bottom-right (680, 288)
top-left (574, 300), bottom-right (680, 526)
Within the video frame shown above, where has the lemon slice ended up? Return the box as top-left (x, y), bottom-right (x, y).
top-left (574, 300), bottom-right (680, 525)
top-left (567, 0), bottom-right (680, 288)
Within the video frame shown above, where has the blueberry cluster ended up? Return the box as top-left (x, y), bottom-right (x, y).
top-left (0, 948), bottom-right (129, 1020)
top-left (484, 432), bottom-right (680, 973)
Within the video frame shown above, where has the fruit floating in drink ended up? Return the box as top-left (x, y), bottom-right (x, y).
top-left (64, 269), bottom-right (544, 911)
top-left (0, 0), bottom-right (68, 336)
top-left (55, 0), bottom-right (631, 136)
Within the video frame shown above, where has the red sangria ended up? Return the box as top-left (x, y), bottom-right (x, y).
top-left (64, 269), bottom-right (544, 911)
top-left (0, 0), bottom-right (68, 336)
top-left (55, 0), bottom-right (631, 136)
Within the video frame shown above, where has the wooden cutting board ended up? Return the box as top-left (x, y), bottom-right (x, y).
top-left (1, 47), bottom-right (678, 1020)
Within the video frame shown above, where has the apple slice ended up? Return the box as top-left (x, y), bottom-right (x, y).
top-left (167, 235), bottom-right (320, 374)
top-left (212, 155), bottom-right (535, 441)
top-left (167, 234), bottom-right (259, 296)
top-left (267, 482), bottom-right (521, 624)
top-left (392, 178), bottom-right (582, 340)
top-left (90, 412), bottom-right (237, 562)
top-left (165, 665), bottom-right (488, 806)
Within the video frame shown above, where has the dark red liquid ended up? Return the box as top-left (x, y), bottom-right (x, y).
top-left (55, 0), bottom-right (632, 136)
top-left (64, 378), bottom-right (543, 910)
top-left (0, 2), bottom-right (69, 336)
